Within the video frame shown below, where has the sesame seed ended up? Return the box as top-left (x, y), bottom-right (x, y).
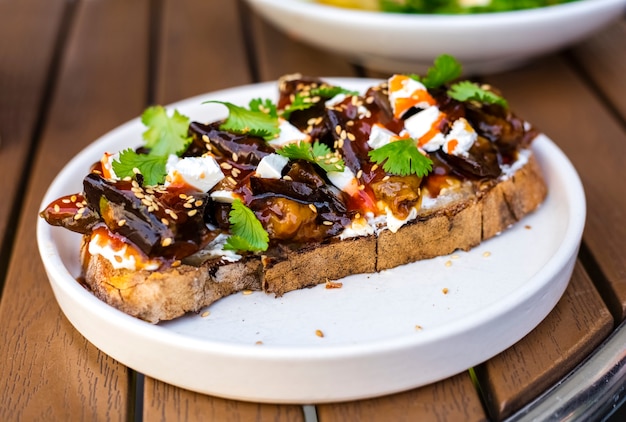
top-left (141, 198), bottom-right (152, 207)
top-left (444, 260), bottom-right (452, 267)
top-left (371, 164), bottom-right (379, 171)
top-left (161, 237), bottom-right (173, 247)
top-left (134, 192), bottom-right (145, 199)
top-left (356, 170), bottom-right (363, 179)
top-left (220, 162), bottom-right (233, 170)
top-left (179, 193), bottom-right (188, 199)
top-left (255, 341), bottom-right (264, 345)
top-left (322, 221), bottom-right (333, 226)
top-left (61, 199), bottom-right (71, 204)
top-left (183, 203), bottom-right (193, 209)
top-left (53, 204), bottom-right (60, 213)
top-left (202, 134), bottom-right (210, 143)
top-left (282, 175), bottom-right (292, 181)
top-left (132, 167), bottom-right (141, 174)
top-left (73, 214), bottom-right (82, 220)
top-left (70, 195), bottom-right (77, 203)
top-left (242, 290), bottom-right (253, 295)
top-left (195, 200), bottom-right (203, 207)
top-left (232, 152), bottom-right (239, 162)
top-left (358, 184), bottom-right (365, 191)
top-left (382, 175), bottom-right (390, 181)
top-left (347, 133), bottom-right (356, 141)
top-left (161, 218), bottom-right (170, 226)
top-left (415, 325), bottom-right (423, 331)
top-left (442, 288), bottom-right (449, 294)
top-left (118, 219), bottom-right (126, 227)
top-left (483, 251), bottom-right (492, 258)
top-left (187, 209), bottom-right (198, 217)
top-left (315, 329), bottom-right (324, 338)
top-left (201, 311), bottom-right (210, 318)
top-left (308, 203), bottom-right (317, 213)
top-left (227, 176), bottom-right (237, 185)
top-left (171, 260), bottom-right (181, 267)
top-left (335, 125), bottom-right (342, 135)
top-left (231, 168), bottom-right (241, 178)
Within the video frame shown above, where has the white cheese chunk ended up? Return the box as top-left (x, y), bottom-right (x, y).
top-left (327, 167), bottom-right (358, 194)
top-left (210, 190), bottom-right (237, 203)
top-left (267, 118), bottom-right (309, 148)
top-left (443, 117), bottom-right (477, 157)
top-left (255, 153), bottom-right (288, 179)
top-left (165, 154), bottom-right (224, 192)
top-left (367, 124), bottom-right (398, 150)
top-left (403, 106), bottom-right (445, 152)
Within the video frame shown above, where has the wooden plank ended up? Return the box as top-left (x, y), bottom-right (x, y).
top-left (317, 372), bottom-right (488, 422)
top-left (570, 19), bottom-right (626, 120)
top-left (155, 0), bottom-right (252, 105)
top-left (485, 55), bottom-right (626, 320)
top-left (145, 380), bottom-right (305, 421)
top-left (246, 2), bottom-right (358, 80)
top-left (143, 1), bottom-right (304, 419)
top-left (0, 0), bottom-right (151, 419)
top-left (0, 0), bottom-right (66, 273)
top-left (474, 262), bottom-right (613, 420)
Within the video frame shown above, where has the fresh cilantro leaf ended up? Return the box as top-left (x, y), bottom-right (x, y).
top-left (368, 139), bottom-right (433, 177)
top-left (281, 93), bottom-right (317, 119)
top-left (276, 141), bottom-right (345, 173)
top-left (447, 80), bottom-right (508, 108)
top-left (111, 148), bottom-right (168, 186)
top-left (410, 54), bottom-right (462, 89)
top-left (141, 106), bottom-right (192, 156)
top-left (281, 85), bottom-right (358, 119)
top-left (249, 98), bottom-right (278, 118)
top-left (224, 199), bottom-right (269, 252)
top-left (204, 100), bottom-right (280, 141)
top-left (310, 85), bottom-right (358, 98)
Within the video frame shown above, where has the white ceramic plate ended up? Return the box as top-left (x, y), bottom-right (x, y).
top-left (37, 79), bottom-right (586, 403)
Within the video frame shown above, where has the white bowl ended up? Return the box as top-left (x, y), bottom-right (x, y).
top-left (245, 0), bottom-right (626, 74)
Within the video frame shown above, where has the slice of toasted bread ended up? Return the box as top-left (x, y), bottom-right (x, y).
top-left (81, 153), bottom-right (546, 323)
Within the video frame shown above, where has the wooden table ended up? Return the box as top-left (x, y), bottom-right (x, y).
top-left (1, 1), bottom-right (625, 420)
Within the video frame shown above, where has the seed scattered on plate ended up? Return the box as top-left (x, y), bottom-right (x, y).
top-left (444, 260), bottom-right (452, 267)
top-left (525, 225), bottom-right (532, 230)
top-left (325, 280), bottom-right (343, 289)
top-left (451, 254), bottom-right (460, 260)
top-left (483, 251), bottom-right (492, 258)
top-left (315, 329), bottom-right (324, 338)
top-left (201, 311), bottom-right (210, 318)
top-left (442, 287), bottom-right (449, 295)
top-left (415, 325), bottom-right (423, 331)
top-left (255, 341), bottom-right (264, 345)
top-left (242, 289), bottom-right (253, 295)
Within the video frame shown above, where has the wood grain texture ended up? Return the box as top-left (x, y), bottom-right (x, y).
top-left (155, 0), bottom-right (252, 105)
top-left (144, 379), bottom-right (305, 422)
top-left (0, 0), bottom-right (151, 419)
top-left (316, 372), bottom-right (488, 422)
top-left (0, 0), bottom-right (65, 273)
top-left (474, 262), bottom-right (613, 420)
top-left (246, 3), bottom-right (357, 81)
top-left (570, 19), bottom-right (626, 120)
top-left (485, 55), bottom-right (626, 321)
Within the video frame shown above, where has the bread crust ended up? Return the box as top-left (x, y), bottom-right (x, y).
top-left (81, 153), bottom-right (547, 323)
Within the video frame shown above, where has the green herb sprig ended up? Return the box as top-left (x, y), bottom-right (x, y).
top-left (112, 106), bottom-right (191, 185)
top-left (368, 139), bottom-right (433, 177)
top-left (276, 141), bottom-right (345, 173)
top-left (224, 199), bottom-right (269, 252)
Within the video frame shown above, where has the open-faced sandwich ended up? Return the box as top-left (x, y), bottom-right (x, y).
top-left (40, 55), bottom-right (547, 323)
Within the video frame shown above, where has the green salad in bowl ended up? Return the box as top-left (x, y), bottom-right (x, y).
top-left (318, 0), bottom-right (578, 13)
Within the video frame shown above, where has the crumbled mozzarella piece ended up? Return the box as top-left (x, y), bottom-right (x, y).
top-left (88, 231), bottom-right (160, 271)
top-left (388, 74), bottom-right (435, 118)
top-left (339, 217), bottom-right (375, 240)
top-left (210, 190), bottom-right (237, 203)
top-left (443, 118), bottom-right (477, 157)
top-left (327, 167), bottom-right (359, 195)
top-left (165, 155), bottom-right (224, 192)
top-left (404, 105), bottom-right (445, 151)
top-left (255, 153), bottom-right (288, 179)
top-left (367, 123), bottom-right (398, 150)
top-left (384, 207), bottom-right (418, 233)
top-left (267, 118), bottom-right (309, 148)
